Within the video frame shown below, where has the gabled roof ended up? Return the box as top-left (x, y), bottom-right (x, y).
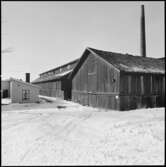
top-left (69, 47), bottom-right (165, 79)
top-left (3, 77), bottom-right (41, 89)
top-left (90, 47), bottom-right (165, 73)
top-left (32, 69), bottom-right (73, 83)
top-left (40, 58), bottom-right (79, 75)
top-left (32, 58), bottom-right (80, 83)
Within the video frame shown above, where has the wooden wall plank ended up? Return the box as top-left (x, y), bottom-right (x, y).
top-left (72, 52), bottom-right (121, 110)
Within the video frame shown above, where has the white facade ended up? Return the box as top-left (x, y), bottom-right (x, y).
top-left (1, 78), bottom-right (40, 103)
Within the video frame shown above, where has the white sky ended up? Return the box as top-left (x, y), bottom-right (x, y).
top-left (1, 1), bottom-right (164, 81)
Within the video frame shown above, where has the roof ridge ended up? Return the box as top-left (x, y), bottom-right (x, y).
top-left (87, 47), bottom-right (164, 74)
top-left (88, 47), bottom-right (164, 61)
top-left (40, 58), bottom-right (79, 75)
top-left (88, 47), bottom-right (127, 56)
top-left (9, 77), bottom-right (40, 88)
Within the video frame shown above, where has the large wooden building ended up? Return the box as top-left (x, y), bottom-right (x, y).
top-left (32, 59), bottom-right (79, 100)
top-left (32, 5), bottom-right (164, 111)
top-left (33, 47), bottom-right (165, 111)
top-left (69, 47), bottom-right (165, 111)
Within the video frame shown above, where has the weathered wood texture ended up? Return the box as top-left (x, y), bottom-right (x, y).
top-left (119, 73), bottom-right (165, 110)
top-left (37, 81), bottom-right (64, 98)
top-left (34, 60), bottom-right (78, 100)
top-left (72, 53), bottom-right (120, 110)
top-left (35, 78), bottom-right (72, 100)
top-left (72, 52), bottom-right (165, 111)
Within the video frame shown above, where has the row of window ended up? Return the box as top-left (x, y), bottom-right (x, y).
top-left (40, 65), bottom-right (72, 78)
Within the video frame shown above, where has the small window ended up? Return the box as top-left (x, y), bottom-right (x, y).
top-left (22, 89), bottom-right (30, 100)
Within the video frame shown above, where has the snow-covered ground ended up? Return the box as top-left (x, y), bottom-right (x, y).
top-left (1, 98), bottom-right (12, 105)
top-left (2, 96), bottom-right (165, 165)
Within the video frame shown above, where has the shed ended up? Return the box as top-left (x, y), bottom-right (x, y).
top-left (1, 78), bottom-right (40, 103)
top-left (69, 47), bottom-right (165, 111)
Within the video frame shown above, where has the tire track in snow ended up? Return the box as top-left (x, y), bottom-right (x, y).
top-left (56, 113), bottom-right (93, 163)
top-left (2, 111), bottom-right (52, 130)
top-left (20, 135), bottom-right (45, 162)
top-left (19, 112), bottom-right (93, 163)
top-left (2, 116), bottom-right (39, 130)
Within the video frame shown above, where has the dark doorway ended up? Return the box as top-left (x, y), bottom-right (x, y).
top-left (62, 79), bottom-right (72, 100)
top-left (64, 89), bottom-right (71, 100)
top-left (3, 89), bottom-right (9, 98)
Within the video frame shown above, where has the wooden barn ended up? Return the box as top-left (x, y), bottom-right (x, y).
top-left (32, 59), bottom-right (79, 100)
top-left (69, 47), bottom-right (165, 111)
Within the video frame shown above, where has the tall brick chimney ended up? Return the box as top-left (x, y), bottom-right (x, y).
top-left (25, 73), bottom-right (30, 83)
top-left (140, 5), bottom-right (146, 57)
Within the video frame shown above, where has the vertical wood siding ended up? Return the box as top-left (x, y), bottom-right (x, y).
top-left (34, 78), bottom-right (72, 100)
top-left (120, 73), bottom-right (165, 110)
top-left (72, 53), bottom-right (120, 110)
top-left (36, 81), bottom-right (64, 99)
top-left (35, 59), bottom-right (78, 100)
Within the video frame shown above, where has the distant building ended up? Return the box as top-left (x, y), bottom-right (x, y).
top-left (32, 59), bottom-right (79, 100)
top-left (1, 77), bottom-right (40, 103)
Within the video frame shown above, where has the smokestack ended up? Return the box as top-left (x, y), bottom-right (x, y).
top-left (25, 73), bottom-right (30, 83)
top-left (140, 5), bottom-right (146, 57)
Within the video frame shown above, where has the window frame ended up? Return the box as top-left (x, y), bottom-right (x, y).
top-left (22, 89), bottom-right (30, 100)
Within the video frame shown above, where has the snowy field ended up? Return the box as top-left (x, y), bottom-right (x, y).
top-left (2, 96), bottom-right (165, 165)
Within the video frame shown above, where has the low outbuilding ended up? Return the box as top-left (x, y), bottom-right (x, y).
top-left (1, 77), bottom-right (40, 103)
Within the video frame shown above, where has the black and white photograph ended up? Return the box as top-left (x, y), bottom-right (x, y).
top-left (1, 1), bottom-right (165, 165)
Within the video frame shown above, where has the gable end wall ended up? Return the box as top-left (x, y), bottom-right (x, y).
top-left (72, 53), bottom-right (120, 110)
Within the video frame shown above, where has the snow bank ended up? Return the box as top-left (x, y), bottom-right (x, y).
top-left (2, 97), bottom-right (165, 165)
top-left (1, 98), bottom-right (12, 105)
top-left (39, 95), bottom-right (57, 102)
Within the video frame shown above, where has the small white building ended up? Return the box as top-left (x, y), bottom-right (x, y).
top-left (1, 77), bottom-right (40, 103)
